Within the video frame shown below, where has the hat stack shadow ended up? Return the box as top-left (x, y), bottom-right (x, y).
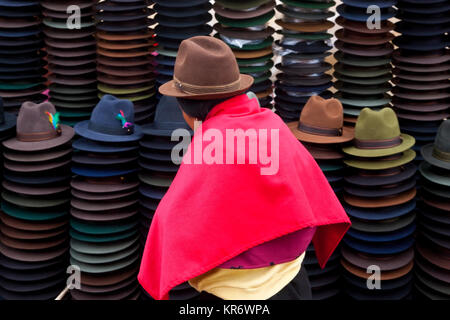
top-left (153, 0), bottom-right (212, 89)
top-left (42, 0), bottom-right (98, 127)
top-left (213, 0), bottom-right (275, 109)
top-left (0, 0), bottom-right (47, 112)
top-left (392, 0), bottom-right (450, 162)
top-left (96, 0), bottom-right (157, 125)
top-left (415, 119), bottom-right (450, 299)
top-left (274, 0), bottom-right (336, 122)
top-left (340, 107), bottom-right (418, 300)
top-left (69, 95), bottom-right (143, 300)
top-left (0, 101), bottom-right (74, 300)
top-left (334, 0), bottom-right (397, 124)
top-left (138, 96), bottom-right (199, 300)
top-left (289, 96), bottom-right (355, 300)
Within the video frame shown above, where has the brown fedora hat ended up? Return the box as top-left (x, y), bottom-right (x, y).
top-left (341, 257), bottom-right (414, 281)
top-left (0, 211), bottom-right (67, 233)
top-left (159, 36), bottom-right (254, 100)
top-left (336, 17), bottom-right (394, 34)
top-left (214, 0), bottom-right (275, 19)
top-left (232, 46), bottom-right (273, 59)
top-left (0, 223), bottom-right (67, 241)
top-left (336, 29), bottom-right (394, 46)
top-left (0, 241), bottom-right (68, 262)
top-left (96, 31), bottom-right (153, 42)
top-left (288, 96), bottom-right (355, 144)
top-left (70, 177), bottom-right (139, 194)
top-left (2, 101), bottom-right (74, 152)
top-left (343, 188), bottom-right (417, 208)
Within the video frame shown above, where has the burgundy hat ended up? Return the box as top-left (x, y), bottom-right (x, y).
top-left (3, 101), bottom-right (74, 152)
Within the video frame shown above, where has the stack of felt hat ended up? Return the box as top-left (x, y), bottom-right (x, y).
top-left (0, 0), bottom-right (47, 112)
top-left (69, 95), bottom-right (143, 300)
top-left (334, 0), bottom-right (397, 124)
top-left (96, 0), bottom-right (157, 125)
top-left (0, 101), bottom-right (74, 300)
top-left (41, 0), bottom-right (98, 127)
top-left (340, 107), bottom-right (418, 300)
top-left (415, 120), bottom-right (450, 299)
top-left (392, 0), bottom-right (450, 162)
top-left (213, 0), bottom-right (275, 109)
top-left (139, 96), bottom-right (197, 300)
top-left (273, 0), bottom-right (335, 122)
top-left (288, 96), bottom-right (354, 299)
top-left (153, 0), bottom-right (212, 89)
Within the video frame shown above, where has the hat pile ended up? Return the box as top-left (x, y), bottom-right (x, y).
top-left (41, 0), bottom-right (98, 127)
top-left (0, 101), bottom-right (74, 300)
top-left (69, 95), bottom-right (143, 300)
top-left (334, 0), bottom-right (397, 124)
top-left (96, 0), bottom-right (157, 125)
top-left (273, 0), bottom-right (335, 122)
top-left (340, 107), bottom-right (417, 300)
top-left (0, 0), bottom-right (47, 112)
top-left (139, 96), bottom-right (198, 300)
top-left (415, 120), bottom-right (450, 299)
top-left (392, 0), bottom-right (450, 161)
top-left (289, 96), bottom-right (354, 299)
top-left (154, 0), bottom-right (212, 88)
top-left (213, 0), bottom-right (275, 109)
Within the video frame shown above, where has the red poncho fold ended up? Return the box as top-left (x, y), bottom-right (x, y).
top-left (138, 94), bottom-right (351, 300)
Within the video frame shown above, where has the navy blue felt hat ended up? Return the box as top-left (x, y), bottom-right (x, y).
top-left (154, 3), bottom-right (211, 17)
top-left (395, 22), bottom-right (450, 37)
top-left (344, 162), bottom-right (417, 187)
top-left (71, 165), bottom-right (137, 178)
top-left (397, 1), bottom-right (450, 14)
top-left (342, 0), bottom-right (397, 9)
top-left (344, 200), bottom-right (416, 221)
top-left (397, 11), bottom-right (450, 24)
top-left (75, 95), bottom-right (142, 143)
top-left (139, 185), bottom-right (167, 200)
top-left (394, 35), bottom-right (450, 51)
top-left (344, 178), bottom-right (416, 198)
top-left (72, 137), bottom-right (139, 153)
top-left (336, 4), bottom-right (396, 22)
top-left (0, 0), bottom-right (39, 6)
top-left (346, 222), bottom-right (416, 243)
top-left (153, 0), bottom-right (210, 8)
top-left (343, 235), bottom-right (414, 255)
top-left (142, 96), bottom-right (192, 137)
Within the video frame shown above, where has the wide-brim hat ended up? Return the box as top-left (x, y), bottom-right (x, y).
top-left (336, 4), bottom-right (396, 22)
top-left (421, 120), bottom-right (450, 170)
top-left (344, 149), bottom-right (416, 171)
top-left (214, 0), bottom-right (275, 19)
top-left (275, 20), bottom-right (334, 33)
top-left (344, 177), bottom-right (416, 198)
top-left (159, 36), bottom-right (254, 100)
top-left (344, 199), bottom-right (416, 221)
top-left (345, 162), bottom-right (417, 187)
top-left (343, 187), bottom-right (417, 208)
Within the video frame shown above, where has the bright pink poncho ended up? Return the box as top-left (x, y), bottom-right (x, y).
top-left (138, 94), bottom-right (351, 300)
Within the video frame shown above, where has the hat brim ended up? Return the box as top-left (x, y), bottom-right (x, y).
top-left (344, 149), bottom-right (416, 170)
top-left (288, 122), bottom-right (355, 144)
top-left (342, 133), bottom-right (415, 158)
top-left (343, 187), bottom-right (417, 208)
top-left (2, 124), bottom-right (74, 152)
top-left (158, 74), bottom-right (254, 100)
top-left (74, 121), bottom-right (143, 143)
top-left (421, 143), bottom-right (450, 170)
top-left (419, 161), bottom-right (450, 187)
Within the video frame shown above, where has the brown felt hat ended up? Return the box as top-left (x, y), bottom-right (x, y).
top-left (336, 17), bottom-right (395, 34)
top-left (0, 241), bottom-right (68, 262)
top-left (343, 188), bottom-right (417, 208)
top-left (341, 257), bottom-right (414, 280)
top-left (336, 29), bottom-right (394, 46)
top-left (2, 101), bottom-right (74, 152)
top-left (0, 211), bottom-right (67, 232)
top-left (288, 96), bottom-right (355, 144)
top-left (159, 36), bottom-right (254, 100)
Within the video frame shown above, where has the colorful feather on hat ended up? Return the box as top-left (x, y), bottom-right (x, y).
top-left (45, 111), bottom-right (61, 132)
top-left (116, 110), bottom-right (133, 129)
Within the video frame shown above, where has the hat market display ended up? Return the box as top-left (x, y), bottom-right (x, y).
top-left (96, 0), bottom-right (157, 125)
top-left (0, 0), bottom-right (48, 112)
top-left (392, 0), bottom-right (450, 162)
top-left (415, 119), bottom-right (450, 299)
top-left (153, 0), bottom-right (212, 90)
top-left (340, 107), bottom-right (417, 300)
top-left (139, 95), bottom-right (199, 300)
top-left (289, 96), bottom-right (354, 299)
top-left (0, 101), bottom-right (74, 300)
top-left (274, 0), bottom-right (336, 122)
top-left (214, 0), bottom-right (276, 108)
top-left (334, 0), bottom-right (397, 123)
top-left (69, 95), bottom-right (143, 300)
top-left (41, 0), bottom-right (98, 127)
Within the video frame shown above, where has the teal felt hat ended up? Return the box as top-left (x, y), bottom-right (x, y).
top-left (239, 60), bottom-right (274, 73)
top-left (334, 51), bottom-right (391, 67)
top-left (334, 93), bottom-right (392, 108)
top-left (1, 202), bottom-right (68, 221)
top-left (334, 72), bottom-right (392, 85)
top-left (139, 173), bottom-right (173, 188)
top-left (70, 243), bottom-right (140, 265)
top-left (335, 82), bottom-right (392, 95)
top-left (69, 228), bottom-right (138, 243)
top-left (334, 63), bottom-right (392, 78)
top-left (70, 234), bottom-right (139, 255)
top-left (1, 191), bottom-right (70, 209)
top-left (70, 252), bottom-right (140, 273)
top-left (419, 162), bottom-right (450, 187)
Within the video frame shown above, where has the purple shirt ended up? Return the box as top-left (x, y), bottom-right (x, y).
top-left (218, 227), bottom-right (317, 269)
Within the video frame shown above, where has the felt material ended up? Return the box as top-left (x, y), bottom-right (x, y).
top-left (138, 94), bottom-right (351, 299)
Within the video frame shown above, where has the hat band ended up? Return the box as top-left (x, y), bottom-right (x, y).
top-left (432, 147), bottom-right (450, 162)
top-left (16, 130), bottom-right (57, 142)
top-left (88, 121), bottom-right (133, 136)
top-left (173, 76), bottom-right (241, 95)
top-left (354, 136), bottom-right (402, 149)
top-left (298, 122), bottom-right (343, 137)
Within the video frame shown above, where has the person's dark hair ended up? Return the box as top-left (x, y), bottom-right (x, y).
top-left (176, 97), bottom-right (231, 121)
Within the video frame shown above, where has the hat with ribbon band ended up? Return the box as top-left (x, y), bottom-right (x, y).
top-left (3, 101), bottom-right (74, 152)
top-left (288, 95), bottom-right (354, 144)
top-left (421, 119), bottom-right (450, 170)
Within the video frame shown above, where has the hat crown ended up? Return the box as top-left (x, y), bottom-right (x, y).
top-left (154, 96), bottom-right (185, 125)
top-left (434, 119), bottom-right (450, 154)
top-left (174, 36), bottom-right (240, 87)
top-left (88, 95), bottom-right (135, 135)
top-left (16, 101), bottom-right (57, 137)
top-left (300, 96), bottom-right (343, 130)
top-left (355, 108), bottom-right (401, 141)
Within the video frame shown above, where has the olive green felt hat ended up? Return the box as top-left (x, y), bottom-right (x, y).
top-left (342, 107), bottom-right (415, 157)
top-left (344, 149), bottom-right (416, 170)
